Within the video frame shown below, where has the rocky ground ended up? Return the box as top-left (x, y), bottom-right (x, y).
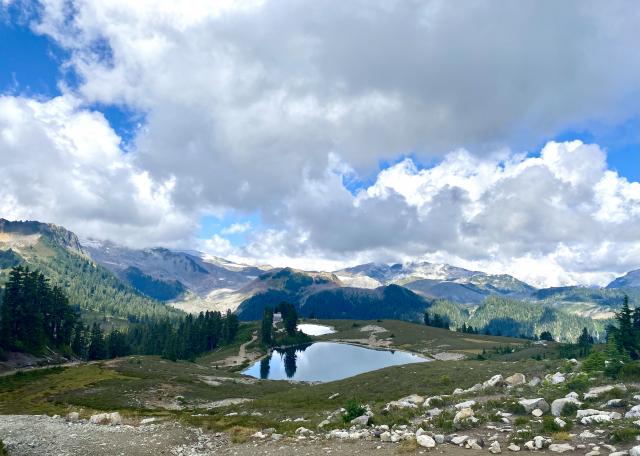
top-left (2, 364), bottom-right (640, 455)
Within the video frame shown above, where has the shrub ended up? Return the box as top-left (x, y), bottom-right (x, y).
top-left (610, 427), bottom-right (640, 443)
top-left (0, 440), bottom-right (6, 456)
top-left (618, 362), bottom-right (640, 381)
top-left (514, 416), bottom-right (530, 426)
top-left (433, 410), bottom-right (455, 432)
top-left (342, 399), bottom-right (366, 423)
top-left (439, 375), bottom-right (451, 385)
top-left (503, 401), bottom-right (527, 415)
top-left (552, 432), bottom-right (571, 442)
top-left (582, 351), bottom-right (606, 372)
top-left (561, 402), bottom-right (579, 417)
top-left (564, 373), bottom-right (589, 392)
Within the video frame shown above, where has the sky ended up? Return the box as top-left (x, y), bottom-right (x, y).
top-left (1, 0), bottom-right (640, 288)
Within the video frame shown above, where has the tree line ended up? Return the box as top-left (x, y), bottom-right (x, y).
top-left (0, 266), bottom-right (240, 361)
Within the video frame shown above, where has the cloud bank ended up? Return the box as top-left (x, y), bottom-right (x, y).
top-left (1, 0), bottom-right (640, 286)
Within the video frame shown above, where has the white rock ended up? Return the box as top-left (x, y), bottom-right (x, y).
top-left (380, 431), bottom-right (391, 442)
top-left (626, 405), bottom-right (640, 419)
top-left (528, 377), bottom-right (541, 387)
top-left (140, 417), bottom-right (157, 425)
top-left (532, 408), bottom-right (544, 417)
top-left (534, 436), bottom-right (550, 449)
top-left (453, 388), bottom-right (465, 395)
top-left (427, 407), bottom-right (442, 417)
top-left (524, 441), bottom-right (535, 451)
top-left (455, 400), bottom-right (476, 410)
top-left (466, 438), bottom-right (482, 450)
top-left (417, 435), bottom-right (436, 448)
top-left (508, 444), bottom-right (520, 452)
top-left (550, 372), bottom-right (566, 384)
top-left (565, 392), bottom-right (579, 399)
top-left (551, 397), bottom-right (582, 416)
top-left (451, 435), bottom-right (469, 445)
top-left (66, 412), bottom-right (80, 422)
top-left (580, 430), bottom-right (597, 438)
top-left (609, 452), bottom-right (628, 456)
top-left (453, 408), bottom-right (475, 425)
top-left (629, 446), bottom-right (640, 456)
top-left (519, 398), bottom-right (550, 413)
top-left (328, 393), bottom-right (340, 400)
top-left (489, 441), bottom-right (502, 454)
top-left (549, 443), bottom-right (575, 453)
top-left (398, 394), bottom-right (425, 405)
top-left (606, 399), bottom-right (625, 408)
top-left (506, 373), bottom-right (526, 386)
top-left (330, 430), bottom-right (349, 439)
top-left (584, 452), bottom-right (600, 456)
top-left (435, 434), bottom-right (445, 444)
top-left (351, 415), bottom-right (370, 427)
top-left (554, 418), bottom-right (567, 429)
top-left (483, 375), bottom-right (505, 389)
top-left (581, 415), bottom-right (612, 425)
top-left (384, 400), bottom-right (418, 411)
top-left (89, 412), bottom-right (122, 426)
top-left (583, 384), bottom-right (627, 400)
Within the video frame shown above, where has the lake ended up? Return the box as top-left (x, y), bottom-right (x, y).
top-left (242, 342), bottom-right (429, 382)
top-left (297, 323), bottom-right (336, 336)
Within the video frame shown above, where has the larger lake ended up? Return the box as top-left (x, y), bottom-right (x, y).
top-left (242, 342), bottom-right (429, 382)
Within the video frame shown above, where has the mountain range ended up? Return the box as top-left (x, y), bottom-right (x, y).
top-left (1, 218), bottom-right (638, 341)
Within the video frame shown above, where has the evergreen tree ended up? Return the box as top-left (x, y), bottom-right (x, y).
top-left (87, 323), bottom-right (107, 360)
top-left (260, 307), bottom-right (274, 345)
top-left (276, 302), bottom-right (298, 336)
top-left (539, 331), bottom-right (554, 342)
top-left (423, 311), bottom-right (431, 326)
top-left (71, 323), bottom-right (87, 359)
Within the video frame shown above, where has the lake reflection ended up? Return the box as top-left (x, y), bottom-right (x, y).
top-left (242, 342), bottom-right (429, 382)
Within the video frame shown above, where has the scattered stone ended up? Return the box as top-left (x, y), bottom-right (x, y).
top-left (551, 397), bottom-right (582, 416)
top-left (609, 452), bottom-right (628, 456)
top-left (626, 405), bottom-right (640, 419)
top-left (453, 388), bottom-right (465, 395)
top-left (66, 412), bottom-right (80, 422)
top-left (417, 434), bottom-right (436, 448)
top-left (524, 441), bottom-right (535, 451)
top-left (328, 393), bottom-right (340, 400)
top-left (630, 446), bottom-right (640, 456)
top-left (554, 417), bottom-right (567, 429)
top-left (89, 412), bottom-right (121, 426)
top-left (140, 417), bottom-right (158, 425)
top-left (455, 400), bottom-right (476, 410)
top-left (565, 392), bottom-right (579, 399)
top-left (580, 430), bottom-right (597, 438)
top-left (528, 377), bottom-right (541, 387)
top-left (550, 372), bottom-right (566, 384)
top-left (606, 399), bottom-right (625, 408)
top-left (585, 451), bottom-right (600, 456)
top-left (453, 408), bottom-right (475, 426)
top-left (532, 408), bottom-right (544, 417)
top-left (583, 384), bottom-right (627, 400)
top-left (427, 407), bottom-right (442, 417)
top-left (508, 444), bottom-right (521, 452)
top-left (483, 375), bottom-right (505, 389)
top-left (434, 434), bottom-right (445, 444)
top-left (533, 436), bottom-right (550, 449)
top-left (350, 415), bottom-right (370, 427)
top-left (489, 441), bottom-right (502, 454)
top-left (519, 398), bottom-right (550, 413)
top-left (451, 435), bottom-right (469, 445)
top-left (466, 438), bottom-right (483, 450)
top-left (398, 394), bottom-right (425, 405)
top-left (549, 443), bottom-right (575, 453)
top-left (506, 373), bottom-right (526, 386)
top-left (380, 431), bottom-right (391, 442)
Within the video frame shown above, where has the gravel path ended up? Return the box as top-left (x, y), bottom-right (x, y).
top-left (0, 415), bottom-right (228, 456)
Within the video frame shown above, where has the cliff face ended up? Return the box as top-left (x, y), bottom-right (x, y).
top-left (0, 218), bottom-right (85, 254)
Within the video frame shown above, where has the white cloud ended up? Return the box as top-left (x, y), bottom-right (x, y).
top-left (221, 222), bottom-right (251, 235)
top-left (0, 94), bottom-right (194, 246)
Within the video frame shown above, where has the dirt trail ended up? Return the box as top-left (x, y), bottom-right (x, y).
top-left (218, 334), bottom-right (259, 367)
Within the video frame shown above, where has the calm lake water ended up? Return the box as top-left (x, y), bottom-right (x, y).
top-left (296, 323), bottom-right (336, 336)
top-left (242, 342), bottom-right (429, 382)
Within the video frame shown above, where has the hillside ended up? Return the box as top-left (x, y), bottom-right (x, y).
top-left (84, 241), bottom-right (264, 301)
top-left (428, 295), bottom-right (607, 342)
top-left (0, 219), bottom-right (177, 320)
top-left (607, 268), bottom-right (640, 289)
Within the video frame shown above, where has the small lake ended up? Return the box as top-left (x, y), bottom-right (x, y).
top-left (297, 323), bottom-right (336, 336)
top-left (242, 342), bottom-right (429, 382)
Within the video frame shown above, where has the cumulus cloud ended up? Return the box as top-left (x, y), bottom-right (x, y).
top-left (1, 1), bottom-right (640, 286)
top-left (0, 95), bottom-right (195, 246)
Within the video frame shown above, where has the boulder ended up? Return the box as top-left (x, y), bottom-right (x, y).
top-left (528, 377), bottom-right (541, 387)
top-left (451, 435), bottom-right (469, 445)
top-left (606, 399), bottom-right (625, 408)
top-left (417, 435), bottom-right (436, 448)
top-left (66, 412), bottom-right (80, 422)
top-left (489, 441), bottom-right (502, 454)
top-left (554, 417), bottom-right (567, 428)
top-left (580, 430), bottom-right (597, 438)
top-left (549, 444), bottom-right (575, 453)
top-left (505, 373), bottom-right (526, 386)
top-left (629, 446), bottom-right (640, 456)
top-left (483, 375), bottom-right (505, 389)
top-left (626, 405), bottom-right (640, 419)
top-left (532, 408), bottom-right (544, 417)
top-left (550, 372), bottom-right (566, 384)
top-left (383, 400), bottom-right (418, 411)
top-left (466, 438), bottom-right (483, 450)
top-left (508, 444), bottom-right (521, 452)
top-left (523, 441), bottom-right (535, 451)
top-left (519, 398), bottom-right (550, 413)
top-left (398, 394), bottom-right (425, 405)
top-left (452, 388), bottom-right (465, 395)
top-left (89, 412), bottom-right (122, 426)
top-left (584, 384), bottom-right (627, 400)
top-left (533, 436), bottom-right (550, 449)
top-left (350, 415), bottom-right (370, 427)
top-left (551, 397), bottom-right (582, 416)
top-left (455, 400), bottom-right (476, 410)
top-left (577, 409), bottom-right (621, 419)
top-left (380, 431), bottom-right (391, 442)
top-left (453, 408), bottom-right (474, 426)
top-left (565, 392), bottom-right (579, 399)
top-left (434, 434), bottom-right (445, 444)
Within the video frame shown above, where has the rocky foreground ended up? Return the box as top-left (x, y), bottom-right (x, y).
top-left (2, 367), bottom-right (640, 455)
